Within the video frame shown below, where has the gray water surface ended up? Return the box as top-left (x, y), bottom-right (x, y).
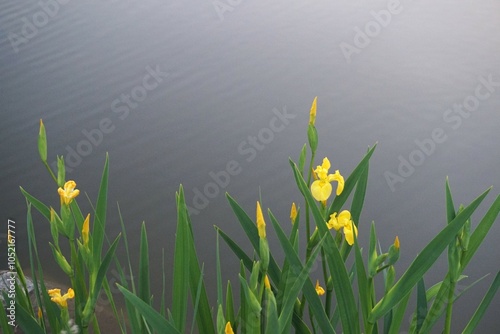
top-left (2, 0), bottom-right (500, 331)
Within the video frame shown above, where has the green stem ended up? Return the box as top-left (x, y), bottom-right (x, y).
top-left (305, 152), bottom-right (315, 241)
top-left (42, 160), bottom-right (58, 184)
top-left (300, 152), bottom-right (316, 317)
top-left (325, 282), bottom-right (333, 318)
top-left (444, 279), bottom-right (456, 334)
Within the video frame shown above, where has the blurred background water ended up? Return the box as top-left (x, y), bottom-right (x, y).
top-left (1, 0), bottom-right (499, 331)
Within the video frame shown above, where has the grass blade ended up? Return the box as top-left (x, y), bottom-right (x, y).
top-left (172, 187), bottom-right (191, 332)
top-left (369, 187), bottom-right (490, 322)
top-left (462, 271), bottom-right (500, 334)
top-left (415, 278), bottom-right (427, 333)
top-left (180, 186), bottom-right (216, 334)
top-left (117, 284), bottom-right (181, 334)
top-left (19, 187), bottom-right (51, 220)
top-left (328, 144), bottom-right (377, 216)
top-left (138, 222), bottom-right (151, 304)
top-left (461, 194), bottom-right (500, 268)
top-left (92, 153), bottom-right (109, 268)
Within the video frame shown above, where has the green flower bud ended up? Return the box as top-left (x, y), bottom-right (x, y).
top-left (50, 244), bottom-right (73, 276)
top-left (307, 124), bottom-right (318, 153)
top-left (57, 156), bottom-right (66, 187)
top-left (259, 238), bottom-right (269, 272)
top-left (38, 119), bottom-right (47, 162)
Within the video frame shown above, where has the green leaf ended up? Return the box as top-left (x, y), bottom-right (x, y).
top-left (172, 186), bottom-right (191, 332)
top-left (225, 281), bottom-right (235, 328)
top-left (388, 290), bottom-right (411, 334)
top-left (264, 288), bottom-right (279, 334)
top-left (118, 284), bottom-right (181, 334)
top-left (461, 194), bottom-right (500, 269)
top-left (216, 227), bottom-right (254, 271)
top-left (92, 153), bottom-right (109, 268)
top-left (238, 275), bottom-right (261, 333)
top-left (139, 222), bottom-right (151, 304)
top-left (445, 177), bottom-right (456, 224)
top-left (462, 271), bottom-right (500, 334)
top-left (83, 234), bottom-right (121, 325)
top-left (350, 148), bottom-right (370, 225)
top-left (278, 232), bottom-right (325, 332)
top-left (369, 187), bottom-right (490, 322)
top-left (15, 303), bottom-right (45, 334)
top-left (354, 238), bottom-right (372, 333)
top-left (416, 278), bottom-right (427, 333)
top-left (179, 186), bottom-right (215, 334)
top-left (191, 264), bottom-right (206, 334)
top-left (419, 192), bottom-right (500, 333)
top-left (328, 144), bottom-right (377, 217)
top-left (20, 187), bottom-right (51, 220)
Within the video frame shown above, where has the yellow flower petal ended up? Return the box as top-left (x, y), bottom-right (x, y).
top-left (327, 212), bottom-right (344, 231)
top-left (57, 180), bottom-right (80, 205)
top-left (256, 201), bottom-right (266, 239)
top-left (394, 236), bottom-right (400, 250)
top-left (330, 170), bottom-right (345, 195)
top-left (343, 221), bottom-right (358, 246)
top-left (49, 288), bottom-right (74, 308)
top-left (311, 180), bottom-right (332, 202)
top-left (321, 157), bottom-right (331, 170)
top-left (337, 210), bottom-right (352, 227)
top-left (315, 280), bottom-right (325, 296)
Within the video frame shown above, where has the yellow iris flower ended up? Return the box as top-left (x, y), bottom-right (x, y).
top-left (315, 280), bottom-right (325, 296)
top-left (57, 180), bottom-right (80, 205)
top-left (311, 158), bottom-right (344, 201)
top-left (327, 210), bottom-right (358, 246)
top-left (48, 288), bottom-right (75, 308)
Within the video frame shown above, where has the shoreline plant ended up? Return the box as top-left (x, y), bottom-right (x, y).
top-left (2, 98), bottom-right (499, 333)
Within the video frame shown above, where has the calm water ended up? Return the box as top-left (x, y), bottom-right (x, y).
top-left (1, 0), bottom-right (499, 331)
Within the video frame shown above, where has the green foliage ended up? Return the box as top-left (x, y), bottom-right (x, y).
top-left (3, 100), bottom-right (499, 334)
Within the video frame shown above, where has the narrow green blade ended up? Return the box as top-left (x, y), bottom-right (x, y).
top-left (117, 284), bottom-right (181, 334)
top-left (138, 222), bottom-right (151, 304)
top-left (171, 186), bottom-right (190, 332)
top-left (462, 271), bottom-right (500, 334)
top-left (369, 187), bottom-right (490, 322)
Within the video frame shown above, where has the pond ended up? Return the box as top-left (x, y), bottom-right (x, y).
top-left (1, 0), bottom-right (499, 331)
